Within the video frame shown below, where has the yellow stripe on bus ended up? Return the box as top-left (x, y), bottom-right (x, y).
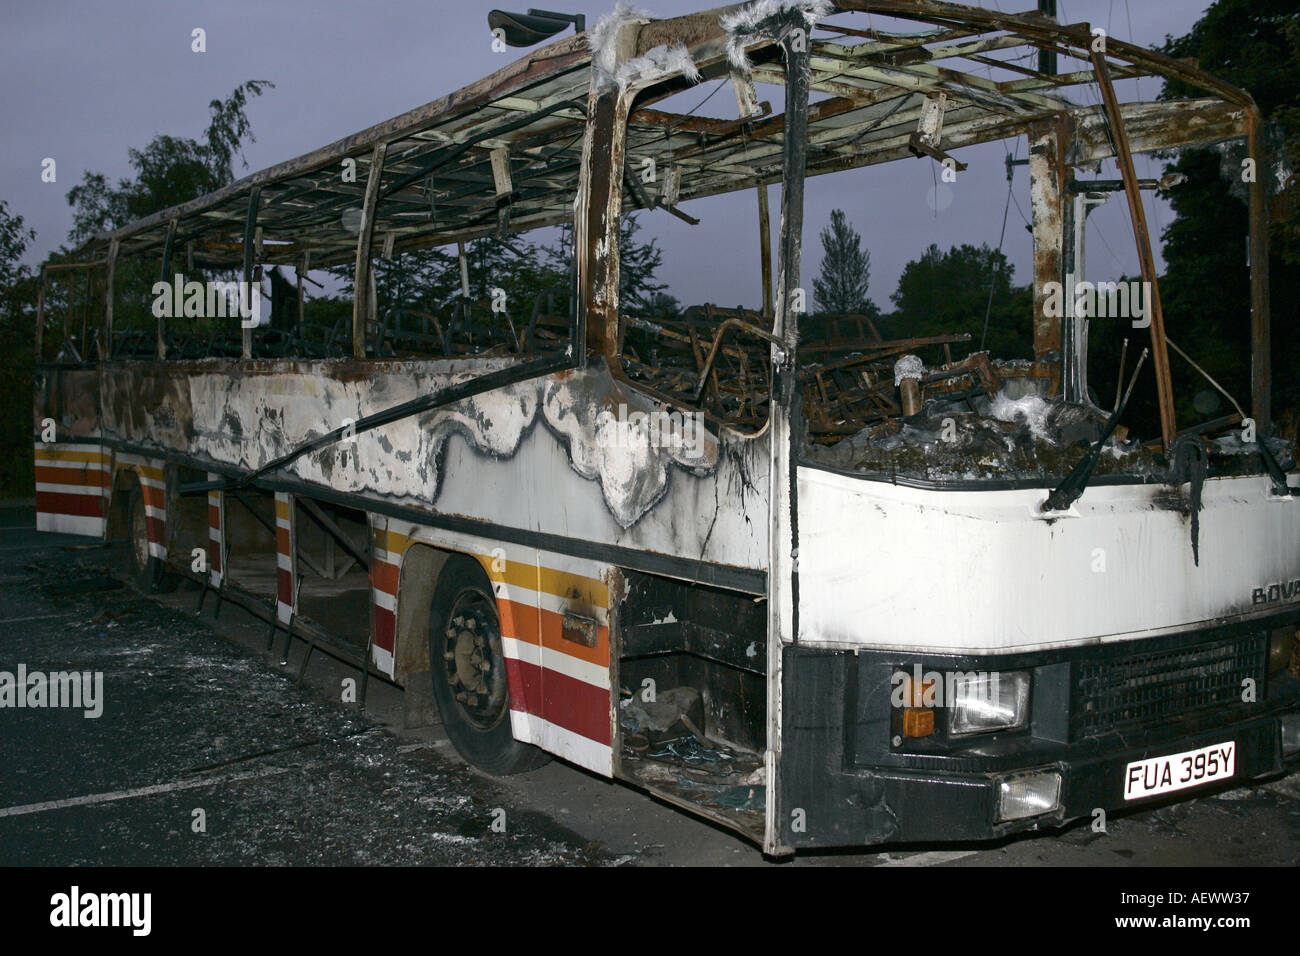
top-left (374, 528), bottom-right (410, 557)
top-left (482, 557), bottom-right (608, 606)
top-left (34, 448), bottom-right (110, 465)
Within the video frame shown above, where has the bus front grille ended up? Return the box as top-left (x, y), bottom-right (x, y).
top-left (1070, 634), bottom-right (1268, 740)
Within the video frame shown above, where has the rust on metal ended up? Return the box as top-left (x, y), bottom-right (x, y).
top-left (1028, 115), bottom-right (1070, 387)
top-left (1090, 47), bottom-right (1176, 451)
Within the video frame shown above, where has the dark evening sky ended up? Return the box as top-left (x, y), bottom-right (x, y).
top-left (4, 1), bottom-right (1211, 311)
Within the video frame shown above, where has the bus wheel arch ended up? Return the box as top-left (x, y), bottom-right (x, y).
top-left (399, 545), bottom-right (547, 775)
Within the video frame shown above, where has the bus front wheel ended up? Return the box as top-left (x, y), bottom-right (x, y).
top-left (426, 555), bottom-right (549, 775)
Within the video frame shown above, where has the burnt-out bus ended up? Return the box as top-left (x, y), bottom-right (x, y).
top-left (32, 1), bottom-right (1299, 854)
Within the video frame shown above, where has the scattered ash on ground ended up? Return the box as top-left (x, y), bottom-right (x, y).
top-left (0, 548), bottom-right (628, 866)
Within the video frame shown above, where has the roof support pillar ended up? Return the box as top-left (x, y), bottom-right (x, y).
top-left (1028, 115), bottom-right (1070, 396)
top-left (758, 183), bottom-right (773, 319)
top-left (576, 88), bottom-right (628, 361)
top-left (296, 252), bottom-right (309, 340)
top-left (1091, 48), bottom-right (1176, 450)
top-left (158, 218), bottom-right (177, 360)
top-left (103, 238), bottom-right (119, 362)
top-left (1247, 108), bottom-right (1271, 432)
top-left (353, 143), bottom-right (387, 359)
top-left (242, 186), bottom-right (261, 360)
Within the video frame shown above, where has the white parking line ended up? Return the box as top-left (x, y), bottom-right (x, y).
top-left (876, 849), bottom-right (983, 867)
top-left (0, 614), bottom-right (79, 625)
top-left (0, 763), bottom-right (313, 819)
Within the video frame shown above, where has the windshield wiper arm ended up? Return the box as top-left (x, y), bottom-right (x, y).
top-left (1254, 432), bottom-right (1299, 496)
top-left (1041, 348), bottom-right (1148, 513)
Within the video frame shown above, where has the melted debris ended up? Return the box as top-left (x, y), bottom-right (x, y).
top-left (806, 390), bottom-right (1295, 484)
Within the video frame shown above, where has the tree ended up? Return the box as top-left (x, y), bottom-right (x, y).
top-left (614, 215), bottom-right (668, 313)
top-left (545, 214), bottom-right (667, 314)
top-left (66, 80), bottom-right (274, 245)
top-left (59, 81), bottom-right (274, 340)
top-left (1152, 0), bottom-right (1300, 436)
top-left (331, 211), bottom-right (669, 341)
top-left (812, 208), bottom-right (877, 316)
top-left (0, 201), bottom-right (38, 496)
top-left (886, 242), bottom-right (1032, 362)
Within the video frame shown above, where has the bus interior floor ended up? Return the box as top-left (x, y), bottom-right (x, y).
top-left (619, 687), bottom-right (766, 818)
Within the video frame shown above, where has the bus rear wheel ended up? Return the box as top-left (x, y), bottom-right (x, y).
top-left (427, 555), bottom-right (548, 775)
top-left (122, 477), bottom-right (177, 592)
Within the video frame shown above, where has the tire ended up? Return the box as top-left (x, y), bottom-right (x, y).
top-left (427, 555), bottom-right (549, 775)
top-left (123, 477), bottom-right (178, 593)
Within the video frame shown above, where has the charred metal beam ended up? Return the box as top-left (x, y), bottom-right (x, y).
top-left (353, 143), bottom-right (387, 358)
top-left (1247, 109), bottom-right (1271, 432)
top-left (757, 183), bottom-right (773, 318)
top-left (158, 218), bottom-right (177, 360)
top-left (767, 13), bottom-right (813, 860)
top-left (576, 89), bottom-right (626, 360)
top-left (1091, 49), bottom-right (1176, 451)
top-left (297, 496), bottom-right (371, 573)
top-left (70, 34), bottom-right (591, 257)
top-left (241, 187), bottom-right (261, 360)
top-left (103, 238), bottom-right (118, 362)
top-left (1028, 115), bottom-right (1070, 394)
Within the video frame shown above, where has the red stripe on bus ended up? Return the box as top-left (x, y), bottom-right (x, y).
top-left (373, 605), bottom-right (395, 652)
top-left (371, 559), bottom-right (399, 596)
top-left (507, 657), bottom-right (609, 745)
top-left (34, 466), bottom-right (110, 488)
top-left (36, 491), bottom-right (104, 518)
top-left (503, 655), bottom-right (544, 718)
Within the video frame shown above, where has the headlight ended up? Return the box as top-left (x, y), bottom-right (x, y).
top-left (997, 770), bottom-right (1062, 822)
top-left (949, 670), bottom-right (1030, 736)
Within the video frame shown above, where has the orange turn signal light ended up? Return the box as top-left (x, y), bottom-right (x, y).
top-left (902, 708), bottom-right (935, 738)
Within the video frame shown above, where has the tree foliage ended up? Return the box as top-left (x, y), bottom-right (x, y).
top-left (0, 201), bottom-right (38, 495)
top-left (886, 242), bottom-right (1032, 362)
top-left (66, 81), bottom-right (273, 246)
top-left (812, 208), bottom-right (876, 316)
top-left (1152, 0), bottom-right (1300, 432)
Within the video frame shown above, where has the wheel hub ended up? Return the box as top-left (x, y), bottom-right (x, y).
top-left (441, 589), bottom-right (507, 730)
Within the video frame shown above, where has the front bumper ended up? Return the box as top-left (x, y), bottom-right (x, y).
top-left (776, 621), bottom-right (1300, 849)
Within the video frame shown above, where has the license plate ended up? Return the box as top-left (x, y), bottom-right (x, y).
top-left (1123, 741), bottom-right (1235, 800)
